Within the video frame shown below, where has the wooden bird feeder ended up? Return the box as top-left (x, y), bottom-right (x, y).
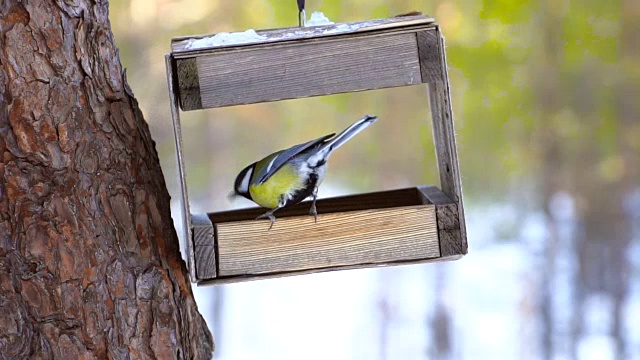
top-left (165, 15), bottom-right (467, 285)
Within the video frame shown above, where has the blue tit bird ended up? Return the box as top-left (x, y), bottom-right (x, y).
top-left (233, 114), bottom-right (378, 228)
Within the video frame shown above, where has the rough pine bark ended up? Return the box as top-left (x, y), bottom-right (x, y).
top-left (0, 1), bottom-right (213, 359)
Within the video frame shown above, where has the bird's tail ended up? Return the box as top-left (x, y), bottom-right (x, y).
top-left (313, 115), bottom-right (378, 162)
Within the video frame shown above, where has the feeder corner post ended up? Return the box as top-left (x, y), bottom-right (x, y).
top-left (417, 25), bottom-right (468, 256)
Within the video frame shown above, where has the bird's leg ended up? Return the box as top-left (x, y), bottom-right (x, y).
top-left (309, 186), bottom-right (319, 223)
top-left (256, 195), bottom-right (286, 230)
top-left (256, 209), bottom-right (278, 230)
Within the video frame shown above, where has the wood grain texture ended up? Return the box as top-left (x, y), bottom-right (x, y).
top-left (210, 186), bottom-right (425, 223)
top-left (427, 27), bottom-right (468, 252)
top-left (171, 15), bottom-right (435, 53)
top-left (215, 205), bottom-right (439, 276)
top-left (438, 228), bottom-right (464, 257)
top-left (195, 245), bottom-right (217, 279)
top-left (435, 204), bottom-right (459, 230)
top-left (195, 32), bottom-right (422, 109)
top-left (198, 254), bottom-right (463, 286)
top-left (417, 186), bottom-right (464, 256)
top-left (416, 30), bottom-right (443, 83)
top-left (176, 58), bottom-right (202, 111)
top-left (435, 203), bottom-right (463, 256)
top-left (192, 214), bottom-right (217, 279)
top-left (192, 213), bottom-right (215, 246)
top-left (165, 55), bottom-right (198, 281)
top-left (193, 186), bottom-right (467, 282)
top-left (436, 204), bottom-right (460, 230)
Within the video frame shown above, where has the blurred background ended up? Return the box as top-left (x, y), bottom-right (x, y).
top-left (109, 0), bottom-right (639, 359)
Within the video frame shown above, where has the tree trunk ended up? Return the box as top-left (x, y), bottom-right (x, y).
top-left (0, 1), bottom-right (213, 359)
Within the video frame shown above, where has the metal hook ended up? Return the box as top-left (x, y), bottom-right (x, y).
top-left (297, 0), bottom-right (306, 27)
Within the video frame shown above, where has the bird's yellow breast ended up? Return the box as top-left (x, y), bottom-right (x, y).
top-left (249, 164), bottom-right (306, 209)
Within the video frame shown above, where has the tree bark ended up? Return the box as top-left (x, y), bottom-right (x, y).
top-left (0, 1), bottom-right (213, 359)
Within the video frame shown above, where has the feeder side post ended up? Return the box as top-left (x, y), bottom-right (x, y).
top-left (165, 54), bottom-right (197, 281)
top-left (418, 26), bottom-right (468, 252)
top-left (193, 214), bottom-right (217, 280)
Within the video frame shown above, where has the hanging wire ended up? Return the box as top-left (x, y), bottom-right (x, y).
top-left (297, 0), bottom-right (306, 26)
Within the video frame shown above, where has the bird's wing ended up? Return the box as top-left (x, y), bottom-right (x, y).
top-left (254, 133), bottom-right (335, 185)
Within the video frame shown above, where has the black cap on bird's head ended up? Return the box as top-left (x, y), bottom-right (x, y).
top-left (233, 162), bottom-right (255, 200)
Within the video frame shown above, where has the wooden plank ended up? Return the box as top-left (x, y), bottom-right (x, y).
top-left (437, 224), bottom-right (464, 256)
top-left (194, 32), bottom-right (422, 109)
top-left (416, 30), bottom-right (443, 83)
top-left (192, 215), bottom-right (217, 279)
top-left (197, 254), bottom-right (462, 286)
top-left (426, 27), bottom-right (468, 252)
top-left (192, 213), bottom-right (215, 247)
top-left (171, 15), bottom-right (435, 53)
top-left (210, 187), bottom-right (424, 223)
top-left (417, 186), bottom-right (464, 256)
top-left (193, 186), bottom-right (465, 283)
top-left (417, 184), bottom-right (453, 205)
top-left (175, 58), bottom-right (201, 111)
top-left (164, 54), bottom-right (197, 282)
top-left (195, 245), bottom-right (217, 279)
top-left (215, 205), bottom-right (439, 276)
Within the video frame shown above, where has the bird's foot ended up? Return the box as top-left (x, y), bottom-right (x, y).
top-left (256, 212), bottom-right (277, 230)
top-left (309, 203), bottom-right (318, 223)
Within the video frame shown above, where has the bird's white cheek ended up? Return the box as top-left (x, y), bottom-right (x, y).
top-left (240, 167), bottom-right (252, 192)
top-left (297, 162), bottom-right (312, 177)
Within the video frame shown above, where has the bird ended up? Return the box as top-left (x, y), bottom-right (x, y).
top-left (233, 115), bottom-right (378, 228)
